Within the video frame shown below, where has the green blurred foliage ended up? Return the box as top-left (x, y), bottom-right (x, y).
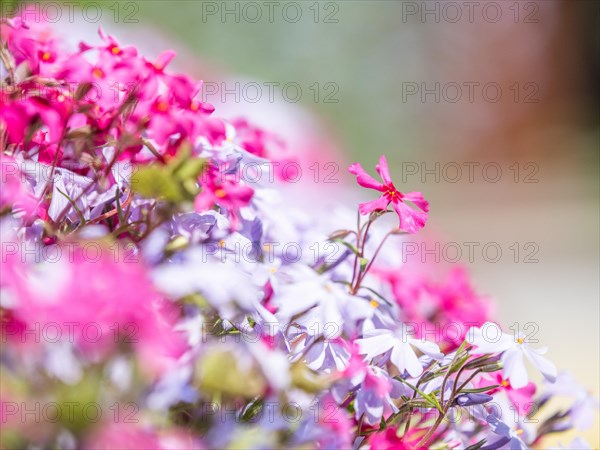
top-left (133, 0), bottom-right (422, 166)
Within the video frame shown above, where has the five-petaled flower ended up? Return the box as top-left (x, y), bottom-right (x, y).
top-left (349, 155), bottom-right (429, 233)
top-left (467, 322), bottom-right (557, 389)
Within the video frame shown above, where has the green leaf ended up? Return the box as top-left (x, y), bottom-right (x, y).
top-left (290, 362), bottom-right (330, 393)
top-left (182, 294), bottom-right (209, 308)
top-left (460, 385), bottom-right (500, 394)
top-left (328, 229), bottom-right (352, 240)
top-left (358, 286), bottom-right (393, 306)
top-left (464, 354), bottom-right (496, 370)
top-left (115, 189), bottom-right (126, 223)
top-left (166, 143), bottom-right (193, 174)
top-left (130, 144), bottom-right (206, 203)
top-left (165, 235), bottom-right (189, 254)
top-left (240, 398), bottom-right (264, 422)
top-left (55, 187), bottom-right (87, 224)
top-left (131, 165), bottom-right (183, 202)
top-left (175, 157), bottom-right (206, 181)
top-left (359, 257), bottom-right (369, 272)
top-left (194, 350), bottom-right (266, 399)
top-left (396, 378), bottom-right (443, 413)
top-left (334, 239), bottom-right (360, 255)
top-left (480, 362), bottom-right (503, 373)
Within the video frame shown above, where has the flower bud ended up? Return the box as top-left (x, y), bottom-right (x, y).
top-left (454, 393), bottom-right (493, 407)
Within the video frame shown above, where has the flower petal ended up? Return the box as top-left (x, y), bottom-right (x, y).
top-left (375, 155), bottom-right (393, 186)
top-left (403, 191), bottom-right (430, 212)
top-left (391, 342), bottom-right (423, 377)
top-left (358, 196), bottom-right (390, 215)
top-left (349, 162), bottom-right (384, 191)
top-left (467, 322), bottom-right (514, 354)
top-left (411, 338), bottom-right (443, 360)
top-left (502, 347), bottom-right (528, 389)
top-left (392, 201), bottom-right (428, 234)
top-left (525, 348), bottom-right (557, 384)
top-left (355, 332), bottom-right (394, 360)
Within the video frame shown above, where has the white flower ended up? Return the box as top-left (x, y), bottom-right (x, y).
top-left (541, 371), bottom-right (600, 431)
top-left (153, 249), bottom-right (261, 320)
top-left (355, 326), bottom-right (443, 377)
top-left (272, 265), bottom-right (373, 338)
top-left (467, 322), bottom-right (557, 389)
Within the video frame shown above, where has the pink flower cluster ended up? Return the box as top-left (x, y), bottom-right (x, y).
top-left (1, 18), bottom-right (222, 159)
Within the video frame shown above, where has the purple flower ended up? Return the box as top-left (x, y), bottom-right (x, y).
top-left (354, 366), bottom-right (403, 426)
top-left (480, 414), bottom-right (530, 450)
top-left (454, 393), bottom-right (494, 407)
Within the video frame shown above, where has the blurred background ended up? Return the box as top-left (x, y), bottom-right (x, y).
top-left (4, 0), bottom-right (599, 445)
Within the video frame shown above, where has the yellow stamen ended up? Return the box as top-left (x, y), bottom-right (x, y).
top-left (501, 380), bottom-right (509, 387)
top-left (41, 52), bottom-right (52, 61)
top-left (92, 67), bottom-right (104, 79)
top-left (111, 46), bottom-right (121, 55)
top-left (219, 240), bottom-right (226, 248)
top-left (214, 189), bottom-right (226, 198)
top-left (369, 299), bottom-right (380, 308)
top-left (155, 101), bottom-right (169, 112)
top-left (516, 337), bottom-right (525, 344)
top-left (270, 267), bottom-right (277, 274)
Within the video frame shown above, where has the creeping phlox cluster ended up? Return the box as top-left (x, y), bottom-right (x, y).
top-left (0, 17), bottom-right (596, 450)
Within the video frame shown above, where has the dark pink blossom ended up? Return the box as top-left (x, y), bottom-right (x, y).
top-left (349, 155), bottom-right (429, 233)
top-left (0, 156), bottom-right (36, 215)
top-left (479, 373), bottom-right (537, 417)
top-left (195, 165), bottom-right (254, 227)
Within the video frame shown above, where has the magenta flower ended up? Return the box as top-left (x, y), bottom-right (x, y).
top-left (349, 155), bottom-right (429, 233)
top-left (194, 165), bottom-right (254, 229)
top-left (0, 156), bottom-right (36, 216)
top-left (5, 243), bottom-right (186, 376)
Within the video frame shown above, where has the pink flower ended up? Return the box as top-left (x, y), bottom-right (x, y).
top-left (231, 117), bottom-right (285, 159)
top-left (194, 165), bottom-right (254, 227)
top-left (484, 373), bottom-right (537, 417)
top-left (0, 17), bottom-right (63, 76)
top-left (4, 242), bottom-right (186, 376)
top-left (349, 155), bottom-right (429, 233)
top-left (312, 394), bottom-right (353, 449)
top-left (0, 156), bottom-right (36, 215)
top-left (373, 266), bottom-right (493, 352)
top-left (0, 95), bottom-right (68, 147)
top-left (86, 423), bottom-right (161, 450)
top-left (428, 267), bottom-right (494, 350)
top-left (369, 427), bottom-right (425, 449)
top-left (85, 422), bottom-right (201, 450)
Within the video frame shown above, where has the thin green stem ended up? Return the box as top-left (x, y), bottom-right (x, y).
top-left (415, 364), bottom-right (481, 448)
